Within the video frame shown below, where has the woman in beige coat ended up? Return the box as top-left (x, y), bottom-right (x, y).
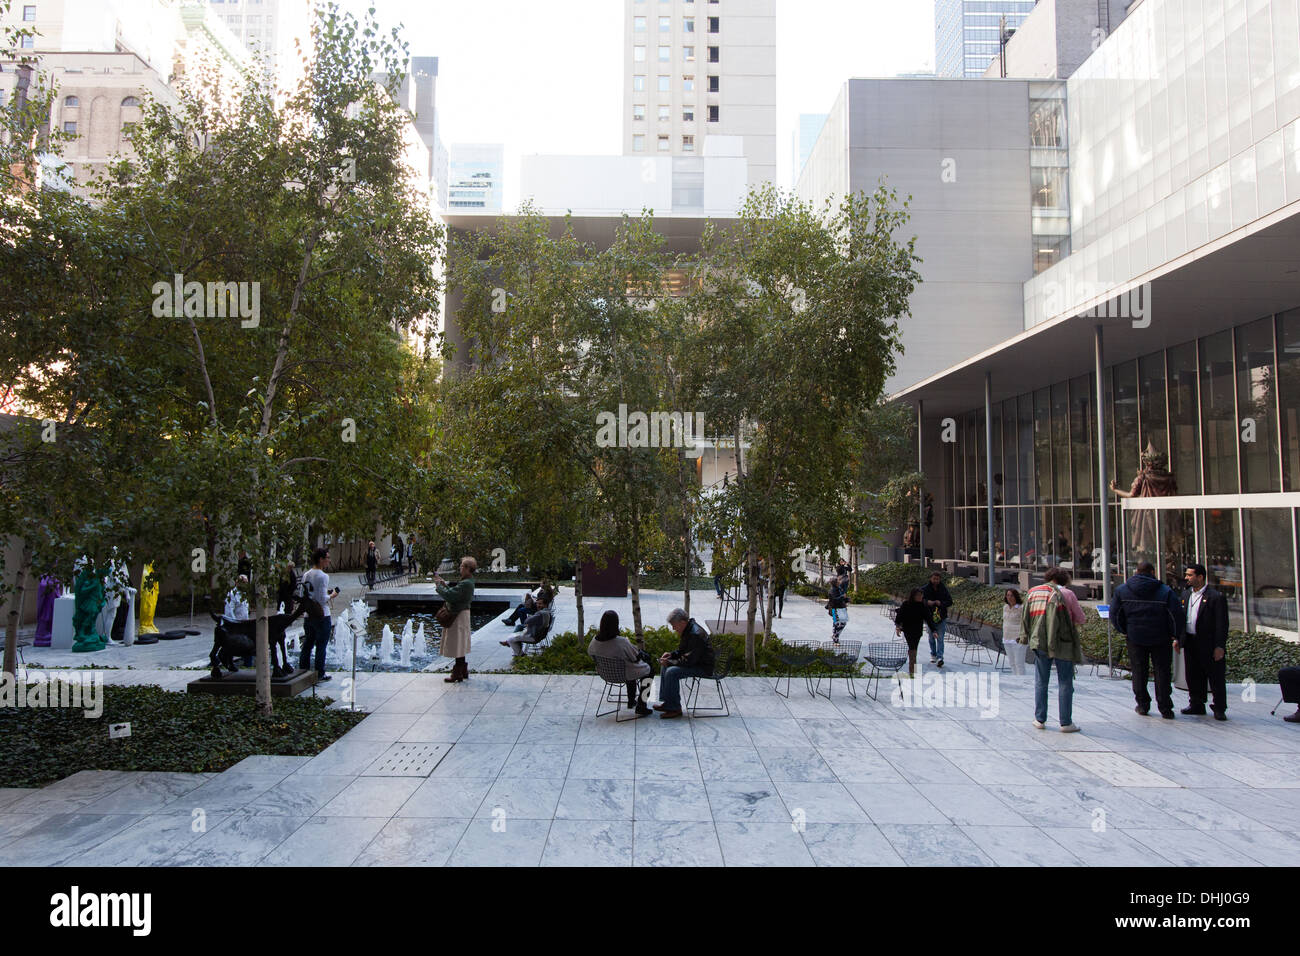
top-left (436, 556), bottom-right (477, 683)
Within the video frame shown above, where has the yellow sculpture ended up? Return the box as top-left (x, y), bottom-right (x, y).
top-left (138, 562), bottom-right (160, 634)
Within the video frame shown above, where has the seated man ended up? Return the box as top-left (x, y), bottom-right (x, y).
top-left (655, 608), bottom-right (715, 719)
top-left (503, 591), bottom-right (538, 628)
top-left (501, 592), bottom-right (553, 656)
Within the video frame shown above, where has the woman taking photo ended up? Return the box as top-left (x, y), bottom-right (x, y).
top-left (1002, 589), bottom-right (1026, 674)
top-left (436, 556), bottom-right (477, 683)
top-left (588, 610), bottom-right (654, 717)
top-left (893, 588), bottom-right (928, 677)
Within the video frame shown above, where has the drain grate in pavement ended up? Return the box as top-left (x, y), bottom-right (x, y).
top-left (364, 742), bottom-right (451, 777)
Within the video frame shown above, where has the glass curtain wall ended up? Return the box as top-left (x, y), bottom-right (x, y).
top-left (942, 309), bottom-right (1300, 634)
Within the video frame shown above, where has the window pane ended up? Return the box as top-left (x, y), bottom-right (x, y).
top-left (1280, 310), bottom-right (1300, 490)
top-left (1138, 351), bottom-right (1168, 464)
top-left (1167, 341), bottom-right (1201, 494)
top-left (1202, 508), bottom-right (1244, 630)
top-left (1002, 398), bottom-right (1019, 507)
top-left (1018, 393), bottom-right (1035, 506)
top-left (1112, 360), bottom-right (1139, 494)
top-left (1070, 375), bottom-right (1093, 502)
top-left (1200, 331), bottom-right (1239, 494)
top-left (1034, 388), bottom-right (1052, 504)
top-left (1160, 509), bottom-right (1196, 590)
top-left (1236, 317), bottom-right (1280, 492)
top-left (1051, 382), bottom-right (1070, 502)
top-left (1246, 509), bottom-right (1296, 632)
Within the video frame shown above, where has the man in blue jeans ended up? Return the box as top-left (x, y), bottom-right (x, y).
top-left (654, 608), bottom-right (715, 719)
top-left (921, 570), bottom-right (952, 668)
top-left (299, 547), bottom-right (336, 682)
top-left (1022, 568), bottom-right (1083, 732)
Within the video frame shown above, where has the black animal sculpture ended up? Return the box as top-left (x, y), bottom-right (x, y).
top-left (207, 594), bottom-right (308, 681)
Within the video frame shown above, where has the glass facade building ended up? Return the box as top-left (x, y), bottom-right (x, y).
top-left (944, 308), bottom-right (1300, 635)
top-left (935, 0), bottom-right (1038, 78)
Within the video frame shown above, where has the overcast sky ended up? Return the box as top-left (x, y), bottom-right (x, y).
top-left (338, 0), bottom-right (935, 206)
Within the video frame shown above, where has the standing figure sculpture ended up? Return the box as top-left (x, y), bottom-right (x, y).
top-left (35, 575), bottom-right (62, 647)
top-left (1109, 443), bottom-right (1177, 560)
top-left (72, 558), bottom-right (107, 653)
top-left (138, 562), bottom-right (160, 634)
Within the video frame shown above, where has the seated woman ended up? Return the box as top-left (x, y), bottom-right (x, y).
top-left (588, 610), bottom-right (654, 717)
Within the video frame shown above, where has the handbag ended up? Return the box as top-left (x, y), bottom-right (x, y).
top-left (435, 604), bottom-right (455, 627)
top-left (1173, 644), bottom-right (1189, 690)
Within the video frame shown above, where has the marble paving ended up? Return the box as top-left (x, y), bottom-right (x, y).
top-left (2, 658), bottom-right (1298, 866)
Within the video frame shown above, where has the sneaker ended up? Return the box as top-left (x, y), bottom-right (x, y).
top-left (1284, 710), bottom-right (1300, 723)
top-left (930, 656), bottom-right (938, 664)
top-left (1060, 723), bottom-right (1081, 733)
top-left (936, 659), bottom-right (944, 669)
top-left (659, 709), bottom-right (683, 719)
top-left (1134, 705), bottom-right (1149, 716)
top-left (1032, 719), bottom-right (1046, 729)
top-left (1213, 711), bottom-right (1227, 721)
top-left (1181, 705), bottom-right (1206, 716)
top-left (317, 674), bottom-right (331, 683)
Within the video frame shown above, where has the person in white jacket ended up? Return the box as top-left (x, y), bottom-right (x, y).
top-left (1002, 589), bottom-right (1026, 674)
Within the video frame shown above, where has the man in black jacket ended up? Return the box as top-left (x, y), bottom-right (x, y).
top-left (1112, 560), bottom-right (1183, 718)
top-left (921, 571), bottom-right (952, 669)
top-left (655, 608), bottom-right (715, 719)
top-left (1180, 563), bottom-right (1229, 720)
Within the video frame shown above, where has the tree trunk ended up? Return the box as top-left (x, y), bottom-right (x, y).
top-left (683, 538), bottom-right (691, 618)
top-left (850, 544), bottom-right (857, 591)
top-left (254, 593), bottom-right (271, 717)
top-left (744, 549), bottom-right (757, 670)
top-left (630, 567), bottom-right (644, 649)
top-left (763, 566), bottom-right (776, 647)
top-left (3, 546), bottom-right (32, 680)
top-left (574, 558), bottom-right (584, 640)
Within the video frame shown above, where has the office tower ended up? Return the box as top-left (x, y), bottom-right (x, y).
top-left (935, 0), bottom-right (1037, 77)
top-left (204, 0), bottom-right (311, 85)
top-left (622, 0), bottom-right (775, 186)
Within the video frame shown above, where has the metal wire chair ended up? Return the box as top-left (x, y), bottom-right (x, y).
top-left (863, 641), bottom-right (909, 702)
top-left (684, 642), bottom-right (734, 717)
top-left (771, 638), bottom-right (819, 698)
top-left (593, 656), bottom-right (637, 722)
top-left (811, 640), bottom-right (861, 700)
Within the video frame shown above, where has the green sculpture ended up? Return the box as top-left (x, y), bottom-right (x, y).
top-left (72, 561), bottom-right (107, 653)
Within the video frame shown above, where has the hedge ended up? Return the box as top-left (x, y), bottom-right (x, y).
top-left (504, 625), bottom-right (856, 677)
top-left (0, 683), bottom-right (365, 789)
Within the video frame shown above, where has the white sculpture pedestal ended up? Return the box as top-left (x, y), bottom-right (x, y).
top-left (51, 595), bottom-right (76, 649)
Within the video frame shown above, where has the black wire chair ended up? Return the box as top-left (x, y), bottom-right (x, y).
top-left (863, 641), bottom-right (909, 702)
top-left (771, 639), bottom-right (819, 698)
top-left (684, 642), bottom-right (734, 718)
top-left (811, 640), bottom-right (862, 700)
top-left (593, 656), bottom-right (637, 722)
top-left (961, 617), bottom-right (996, 666)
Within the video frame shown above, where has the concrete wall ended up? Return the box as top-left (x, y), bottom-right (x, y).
top-left (799, 79), bottom-right (1034, 395)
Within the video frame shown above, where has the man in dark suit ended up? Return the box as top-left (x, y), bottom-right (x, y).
top-left (1180, 564), bottom-right (1229, 720)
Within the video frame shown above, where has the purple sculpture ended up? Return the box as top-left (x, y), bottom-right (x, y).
top-left (34, 575), bottom-right (62, 647)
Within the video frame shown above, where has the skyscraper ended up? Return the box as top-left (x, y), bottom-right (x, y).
top-left (449, 144), bottom-right (504, 213)
top-left (622, 0), bottom-right (776, 187)
top-left (204, 0), bottom-right (311, 86)
top-left (935, 0), bottom-right (1038, 78)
